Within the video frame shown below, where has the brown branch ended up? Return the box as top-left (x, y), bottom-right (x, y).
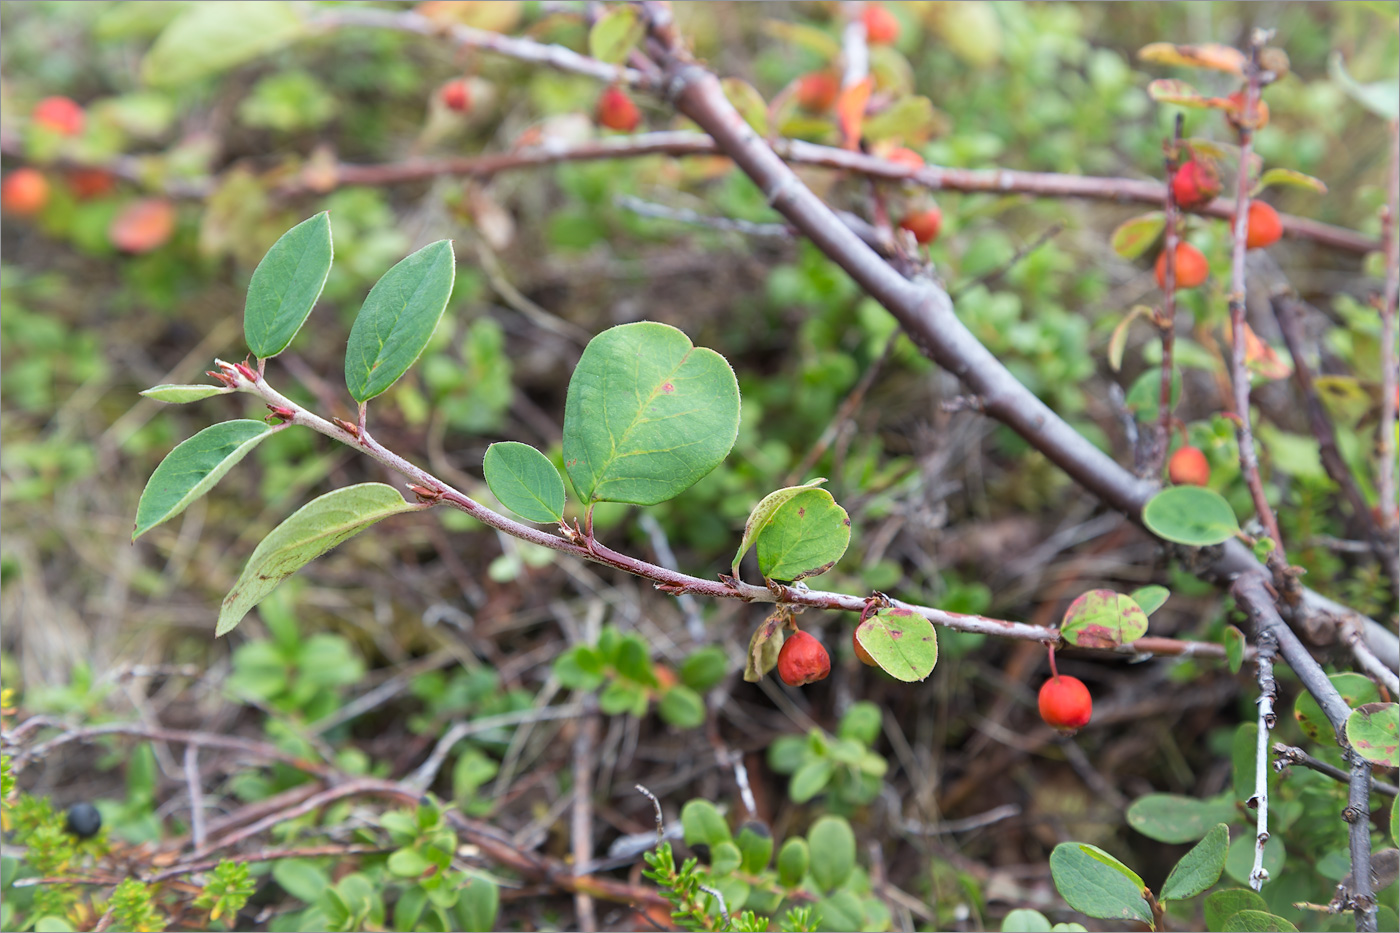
top-left (1273, 744), bottom-right (1400, 797)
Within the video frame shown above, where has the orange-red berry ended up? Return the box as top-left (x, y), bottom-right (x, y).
top-left (884, 146), bottom-right (924, 171)
top-left (2, 168), bottom-right (50, 215)
top-left (777, 631), bottom-right (831, 686)
top-left (1168, 446), bottom-right (1211, 486)
top-left (109, 198), bottom-right (176, 253)
top-left (862, 4), bottom-right (900, 44)
top-left (440, 79), bottom-right (471, 113)
top-left (1154, 242), bottom-right (1209, 291)
top-left (900, 204), bottom-right (943, 245)
top-left (1170, 158), bottom-right (1221, 211)
top-left (596, 86), bottom-right (640, 132)
top-left (853, 630), bottom-right (877, 667)
top-left (1038, 675), bottom-right (1092, 733)
top-left (32, 95), bottom-right (84, 136)
top-left (1240, 201), bottom-right (1282, 250)
top-left (1225, 90), bottom-right (1269, 130)
top-left (795, 71), bottom-right (840, 112)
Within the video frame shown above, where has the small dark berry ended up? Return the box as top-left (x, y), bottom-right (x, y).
top-left (66, 802), bottom-right (102, 839)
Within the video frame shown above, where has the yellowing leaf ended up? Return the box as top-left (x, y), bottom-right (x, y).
top-left (1139, 42), bottom-right (1246, 75)
top-left (836, 77), bottom-right (873, 150)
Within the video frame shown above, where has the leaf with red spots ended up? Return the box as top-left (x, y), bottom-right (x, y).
top-left (754, 487), bottom-right (850, 582)
top-left (855, 607), bottom-right (938, 682)
top-left (732, 478), bottom-right (828, 578)
top-left (1060, 589), bottom-right (1149, 649)
top-left (1346, 703), bottom-right (1398, 768)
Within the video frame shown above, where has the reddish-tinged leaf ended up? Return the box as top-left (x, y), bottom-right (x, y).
top-left (1110, 212), bottom-right (1165, 260)
top-left (1147, 79), bottom-right (1214, 108)
top-left (1139, 42), bottom-right (1246, 75)
top-left (1060, 589), bottom-right (1149, 649)
top-left (836, 76), bottom-right (873, 150)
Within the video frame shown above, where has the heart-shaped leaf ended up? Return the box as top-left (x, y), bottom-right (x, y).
top-left (134, 420), bottom-right (274, 540)
top-left (1060, 589), bottom-right (1149, 649)
top-left (245, 211), bottom-right (333, 359)
top-left (217, 484), bottom-right (416, 635)
top-left (753, 487), bottom-right (850, 582)
top-left (345, 240), bottom-right (456, 404)
top-left (562, 322), bottom-right (740, 505)
top-left (1142, 485), bottom-right (1240, 546)
top-left (854, 608), bottom-right (938, 682)
top-left (483, 441), bottom-right (565, 524)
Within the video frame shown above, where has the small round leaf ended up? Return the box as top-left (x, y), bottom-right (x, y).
top-left (1346, 703), bottom-right (1398, 767)
top-left (1142, 485), bottom-right (1240, 546)
top-left (1060, 589), bottom-right (1149, 649)
top-left (483, 442), bottom-right (565, 523)
top-left (855, 608), bottom-right (939, 682)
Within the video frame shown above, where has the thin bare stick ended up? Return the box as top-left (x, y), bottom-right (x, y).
top-left (406, 703), bottom-right (585, 793)
top-left (1248, 625), bottom-right (1279, 891)
top-left (1274, 744), bottom-right (1400, 797)
top-left (183, 745), bottom-right (206, 851)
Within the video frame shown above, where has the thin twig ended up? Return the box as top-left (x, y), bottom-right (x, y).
top-left (406, 703), bottom-right (585, 793)
top-left (1346, 755), bottom-right (1378, 931)
top-left (1249, 625), bottom-right (1279, 891)
top-left (183, 745), bottom-right (206, 852)
top-left (1273, 744), bottom-right (1399, 797)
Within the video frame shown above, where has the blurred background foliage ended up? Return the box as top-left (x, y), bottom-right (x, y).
top-left (1, 2), bottom-right (1396, 931)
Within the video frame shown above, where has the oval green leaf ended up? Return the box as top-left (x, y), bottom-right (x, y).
top-left (482, 441), bottom-right (565, 524)
top-left (855, 607), bottom-right (939, 682)
top-left (1221, 909), bottom-right (1298, 932)
top-left (1160, 823), bottom-right (1229, 902)
top-left (1001, 908), bottom-right (1052, 932)
top-left (1346, 702), bottom-right (1399, 766)
top-left (1223, 624), bottom-right (1246, 673)
top-left (142, 1), bottom-right (305, 87)
top-left (658, 685), bottom-right (706, 729)
top-left (245, 212), bottom-right (333, 359)
top-left (733, 478), bottom-right (827, 577)
top-left (1204, 889), bottom-right (1268, 932)
top-left (133, 420), bottom-right (274, 540)
top-left (1127, 793), bottom-right (1236, 844)
top-left (562, 322), bottom-right (740, 505)
top-left (1108, 305), bottom-right (1152, 371)
top-left (1255, 168), bottom-right (1327, 195)
top-left (1111, 213), bottom-right (1164, 260)
top-left (808, 816), bottom-right (855, 892)
top-left (1129, 584), bottom-right (1169, 616)
top-left (139, 383), bottom-right (233, 404)
top-left (1142, 485), bottom-right (1240, 546)
top-left (681, 799), bottom-right (731, 848)
top-left (1048, 843), bottom-right (1152, 927)
top-left (1060, 589), bottom-right (1149, 649)
top-left (345, 240), bottom-right (456, 404)
top-left (755, 487), bottom-right (850, 582)
top-left (1294, 672), bottom-right (1380, 742)
top-left (588, 5), bottom-right (644, 64)
top-left (217, 483), bottom-right (417, 636)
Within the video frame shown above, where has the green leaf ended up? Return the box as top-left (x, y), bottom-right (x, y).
top-left (217, 484), bottom-right (417, 636)
top-left (789, 758), bottom-right (835, 803)
top-left (732, 478), bottom-right (828, 577)
top-left (1001, 909), bottom-right (1053, 932)
top-left (1128, 793), bottom-right (1237, 844)
top-left (1223, 625), bottom-right (1246, 674)
top-left (1111, 214), bottom-right (1165, 260)
top-left (562, 322), bottom-right (740, 505)
top-left (483, 442), bottom-right (565, 523)
top-left (855, 607), bottom-right (939, 682)
top-left (760, 19), bottom-right (841, 60)
top-left (1142, 486), bottom-right (1240, 546)
top-left (679, 647), bottom-right (728, 692)
top-left (588, 5), bottom-right (644, 64)
top-left (1223, 834), bottom-right (1285, 887)
top-left (554, 645), bottom-right (606, 691)
top-left (345, 240), bottom-right (456, 404)
top-left (1329, 52), bottom-right (1400, 119)
top-left (863, 95), bottom-right (941, 144)
top-left (1220, 909), bottom-right (1297, 932)
top-left (736, 822), bottom-right (774, 874)
top-left (1048, 843), bottom-right (1152, 927)
top-left (721, 77), bottom-right (770, 135)
top-left (755, 488), bottom-right (851, 581)
top-left (133, 421), bottom-right (274, 540)
top-left (244, 212), bottom-right (333, 359)
top-left (1161, 823), bottom-right (1229, 902)
top-left (1204, 889), bottom-right (1268, 932)
top-left (658, 686), bottom-right (706, 729)
top-left (1129, 584), bottom-right (1169, 616)
top-left (1255, 168), bottom-right (1327, 195)
top-left (453, 879), bottom-right (498, 933)
top-left (386, 847), bottom-right (431, 878)
top-left (142, 1), bottom-right (304, 87)
top-left (273, 859), bottom-right (330, 904)
top-left (598, 679), bottom-right (643, 716)
top-left (1060, 589), bottom-right (1149, 649)
top-left (807, 816), bottom-right (855, 892)
top-left (681, 799), bottom-right (731, 848)
top-left (710, 840), bottom-right (743, 876)
top-left (1108, 305), bottom-right (1153, 371)
top-left (139, 383), bottom-right (231, 404)
top-left (1346, 703), bottom-right (1399, 766)
top-left (1294, 672), bottom-right (1380, 742)
top-left (776, 837), bottom-right (809, 887)
top-left (814, 891), bottom-right (863, 932)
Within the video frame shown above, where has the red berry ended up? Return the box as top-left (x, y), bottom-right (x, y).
top-left (853, 630), bottom-right (877, 667)
top-left (900, 204), bottom-right (943, 245)
top-left (1154, 242), bottom-right (1209, 291)
top-left (596, 86), bottom-right (640, 132)
top-left (1170, 158), bottom-right (1221, 211)
top-left (109, 198), bottom-right (177, 253)
top-left (1225, 90), bottom-right (1269, 130)
top-left (795, 71), bottom-right (840, 112)
top-left (1168, 446), bottom-right (1211, 486)
top-left (862, 4), bottom-right (900, 44)
top-left (1038, 675), bottom-right (1092, 733)
top-left (777, 631), bottom-right (831, 686)
top-left (2, 168), bottom-right (50, 216)
top-left (440, 79), bottom-right (471, 113)
top-left (1240, 201), bottom-right (1283, 250)
top-left (32, 96), bottom-right (84, 136)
